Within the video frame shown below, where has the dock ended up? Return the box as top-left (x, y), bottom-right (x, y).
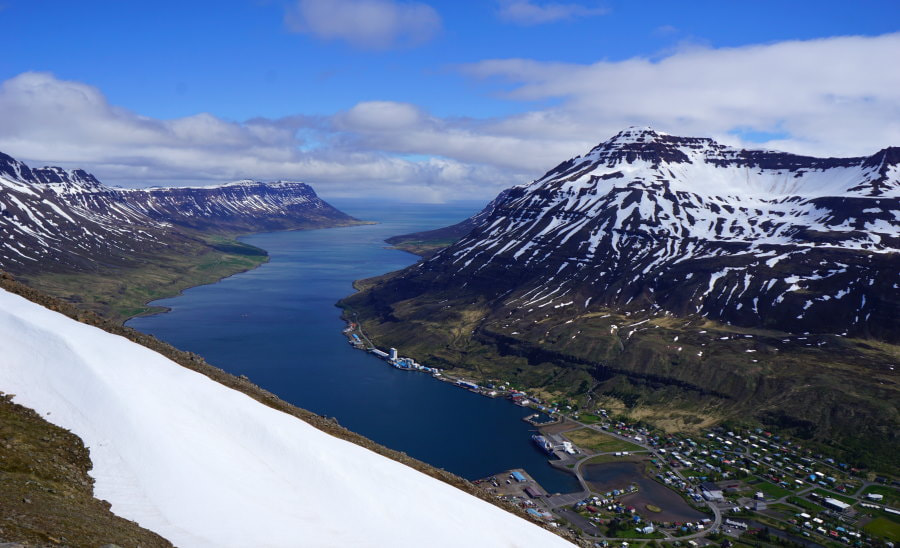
top-left (475, 468), bottom-right (551, 500)
top-left (523, 413), bottom-right (561, 426)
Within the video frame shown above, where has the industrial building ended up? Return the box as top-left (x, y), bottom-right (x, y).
top-left (823, 498), bottom-right (851, 513)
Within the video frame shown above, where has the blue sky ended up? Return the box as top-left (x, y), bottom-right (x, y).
top-left (1, 1), bottom-right (898, 200)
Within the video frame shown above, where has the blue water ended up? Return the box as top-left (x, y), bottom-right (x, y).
top-left (127, 199), bottom-right (581, 494)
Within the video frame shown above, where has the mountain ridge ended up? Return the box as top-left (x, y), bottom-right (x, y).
top-left (0, 150), bottom-right (359, 273)
top-left (407, 128), bottom-right (898, 339)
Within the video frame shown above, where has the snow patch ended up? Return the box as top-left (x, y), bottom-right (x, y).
top-left (0, 289), bottom-right (572, 548)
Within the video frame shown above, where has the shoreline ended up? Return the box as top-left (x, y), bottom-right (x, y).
top-left (124, 253), bottom-right (271, 324)
top-left (340, 310), bottom-right (566, 412)
top-left (122, 220), bottom-right (370, 325)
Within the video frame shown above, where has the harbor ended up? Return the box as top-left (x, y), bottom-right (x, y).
top-left (343, 321), bottom-right (564, 411)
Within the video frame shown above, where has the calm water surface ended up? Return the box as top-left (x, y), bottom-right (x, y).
top-left (127, 199), bottom-right (581, 494)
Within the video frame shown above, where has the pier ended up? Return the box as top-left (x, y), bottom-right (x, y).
top-left (523, 413), bottom-right (561, 426)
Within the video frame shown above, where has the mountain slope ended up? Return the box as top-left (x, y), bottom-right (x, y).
top-left (410, 128), bottom-right (898, 340)
top-left (343, 128), bottom-right (900, 469)
top-left (122, 180), bottom-right (355, 233)
top-left (0, 151), bottom-right (358, 276)
top-left (0, 285), bottom-right (573, 548)
top-left (0, 153), bottom-right (171, 274)
top-left (0, 390), bottom-right (172, 547)
top-left (0, 150), bottom-right (360, 320)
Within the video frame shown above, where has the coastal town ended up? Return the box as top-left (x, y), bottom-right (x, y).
top-left (344, 323), bottom-right (899, 547)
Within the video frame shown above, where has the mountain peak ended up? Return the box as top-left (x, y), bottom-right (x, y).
top-left (584, 126), bottom-right (693, 166)
top-left (610, 126), bottom-right (668, 142)
top-left (864, 146), bottom-right (900, 167)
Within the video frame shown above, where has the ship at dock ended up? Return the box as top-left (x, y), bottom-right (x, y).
top-left (531, 434), bottom-right (554, 455)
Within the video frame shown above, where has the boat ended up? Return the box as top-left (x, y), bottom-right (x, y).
top-left (531, 434), bottom-right (554, 454)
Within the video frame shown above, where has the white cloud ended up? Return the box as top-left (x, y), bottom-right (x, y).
top-left (334, 101), bottom-right (428, 131)
top-left (285, 0), bottom-right (441, 50)
top-left (460, 33), bottom-right (900, 158)
top-left (0, 73), bottom-right (519, 202)
top-left (497, 1), bottom-right (608, 25)
top-left (1, 33), bottom-right (898, 204)
top-left (331, 101), bottom-right (584, 173)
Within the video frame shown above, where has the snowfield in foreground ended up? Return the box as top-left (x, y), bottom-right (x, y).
top-left (0, 289), bottom-right (572, 548)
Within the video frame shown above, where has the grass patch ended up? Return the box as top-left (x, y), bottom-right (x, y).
top-left (864, 517), bottom-right (900, 542)
top-left (786, 496), bottom-right (825, 513)
top-left (564, 427), bottom-right (645, 453)
top-left (577, 413), bottom-right (603, 424)
top-left (753, 480), bottom-right (793, 500)
top-left (858, 505), bottom-right (900, 524)
top-left (769, 503), bottom-right (801, 514)
top-left (389, 238), bottom-right (459, 257)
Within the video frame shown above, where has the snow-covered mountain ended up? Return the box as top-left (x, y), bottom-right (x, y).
top-left (0, 151), bottom-right (356, 274)
top-left (121, 180), bottom-right (353, 232)
top-left (0, 287), bottom-right (572, 547)
top-left (405, 128), bottom-right (899, 340)
top-left (342, 129), bottom-right (899, 457)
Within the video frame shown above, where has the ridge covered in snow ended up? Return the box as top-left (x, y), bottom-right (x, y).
top-left (0, 288), bottom-right (572, 548)
top-left (0, 151), bottom-right (356, 274)
top-left (388, 128), bottom-right (900, 340)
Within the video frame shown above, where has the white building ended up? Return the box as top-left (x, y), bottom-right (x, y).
top-left (389, 347), bottom-right (398, 361)
top-left (823, 498), bottom-right (851, 512)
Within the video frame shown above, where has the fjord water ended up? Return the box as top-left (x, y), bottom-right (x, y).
top-left (127, 199), bottom-right (581, 495)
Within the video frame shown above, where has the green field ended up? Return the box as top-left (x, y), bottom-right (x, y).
top-left (564, 427), bottom-right (645, 453)
top-left (577, 413), bottom-right (603, 424)
top-left (754, 480), bottom-right (793, 499)
top-left (864, 517), bottom-right (900, 542)
top-left (786, 496), bottom-right (825, 513)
